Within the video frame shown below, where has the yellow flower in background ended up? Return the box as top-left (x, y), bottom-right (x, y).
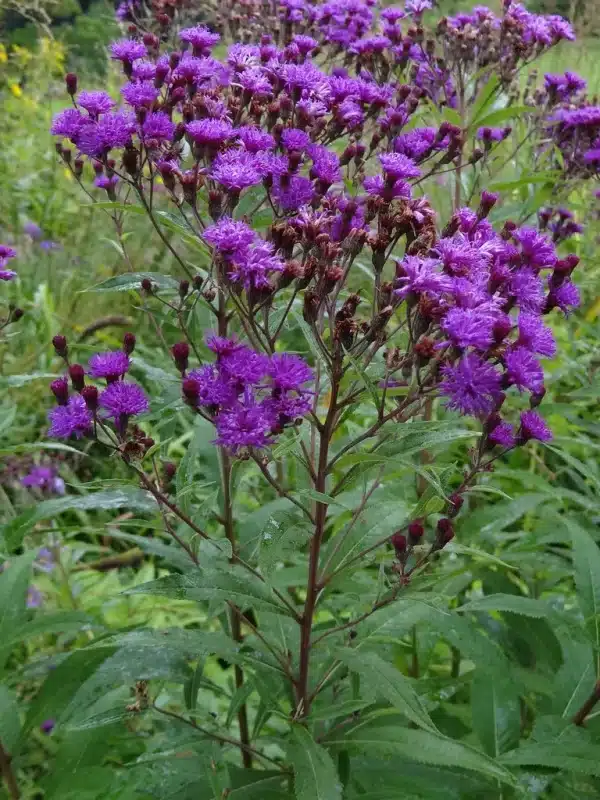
top-left (9, 83), bottom-right (22, 98)
top-left (0, 44), bottom-right (7, 64)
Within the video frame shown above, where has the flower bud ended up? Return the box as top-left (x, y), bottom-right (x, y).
top-left (163, 461), bottom-right (177, 482)
top-left (436, 518), bottom-right (455, 548)
top-left (390, 532), bottom-right (407, 557)
top-left (141, 278), bottom-right (153, 294)
top-left (51, 377), bottom-right (69, 406)
top-left (171, 341), bottom-right (189, 373)
top-left (448, 493), bottom-right (464, 516)
top-left (81, 385), bottom-right (99, 411)
top-left (122, 332), bottom-right (136, 355)
top-left (182, 377), bottom-right (200, 406)
top-left (529, 387), bottom-right (546, 409)
top-left (65, 73), bottom-right (78, 96)
top-left (52, 334), bottom-right (68, 358)
top-left (68, 363), bottom-right (85, 392)
top-left (11, 308), bottom-right (24, 322)
top-left (408, 520), bottom-right (425, 545)
top-left (179, 280), bottom-right (190, 299)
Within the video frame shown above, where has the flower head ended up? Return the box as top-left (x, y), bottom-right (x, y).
top-left (520, 410), bottom-right (552, 442)
top-left (269, 353), bottom-right (313, 391)
top-left (99, 381), bottom-right (149, 419)
top-left (505, 347), bottom-right (544, 393)
top-left (88, 350), bottom-right (130, 381)
top-left (48, 395), bottom-right (93, 439)
top-left (110, 39), bottom-right (147, 63)
top-left (77, 111), bottom-right (136, 157)
top-left (77, 91), bottom-right (115, 116)
top-left (215, 397), bottom-right (274, 452)
top-left (204, 218), bottom-right (256, 257)
top-left (440, 354), bottom-right (502, 416)
top-left (142, 112), bottom-right (176, 142)
top-left (179, 25), bottom-right (221, 54)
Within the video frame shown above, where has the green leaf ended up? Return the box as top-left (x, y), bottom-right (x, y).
top-left (469, 74), bottom-right (500, 127)
top-left (500, 741), bottom-right (600, 776)
top-left (2, 488), bottom-right (157, 551)
top-left (86, 273), bottom-right (180, 293)
top-left (471, 673), bottom-right (520, 757)
top-left (83, 201), bottom-right (145, 214)
top-left (0, 552), bottom-right (36, 670)
top-left (474, 105), bottom-right (534, 129)
top-left (570, 520), bottom-right (600, 652)
top-left (330, 719), bottom-right (516, 785)
top-left (552, 641), bottom-right (596, 719)
top-left (336, 649), bottom-right (438, 733)
top-left (343, 346), bottom-right (380, 411)
top-left (258, 515), bottom-right (311, 577)
top-left (288, 725), bottom-right (342, 800)
top-left (0, 371), bottom-right (59, 389)
top-left (6, 611), bottom-right (97, 646)
top-left (21, 646), bottom-right (116, 739)
top-left (126, 566), bottom-right (292, 616)
top-left (459, 594), bottom-right (551, 618)
top-left (489, 172), bottom-right (559, 192)
top-left (0, 686), bottom-right (20, 753)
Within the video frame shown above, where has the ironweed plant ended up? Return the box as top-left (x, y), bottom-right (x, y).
top-left (3, 1), bottom-right (600, 798)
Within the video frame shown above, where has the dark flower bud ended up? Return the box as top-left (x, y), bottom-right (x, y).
top-left (52, 334), bottom-right (68, 358)
top-left (448, 493), bottom-right (464, 516)
top-left (11, 308), bottom-right (24, 322)
top-left (141, 278), bottom-right (153, 294)
top-left (179, 280), bottom-right (190, 299)
top-left (163, 461), bottom-right (177, 482)
top-left (62, 148), bottom-right (72, 165)
top-left (81, 385), bottom-right (99, 411)
top-left (529, 387), bottom-right (546, 409)
top-left (203, 287), bottom-right (216, 303)
top-left (68, 363), bottom-right (85, 392)
top-left (73, 157), bottom-right (84, 177)
top-left (171, 341), bottom-right (189, 373)
top-left (493, 317), bottom-right (512, 343)
top-left (65, 72), bottom-right (78, 96)
top-left (182, 377), bottom-right (200, 406)
top-left (51, 377), bottom-right (69, 405)
top-left (123, 332), bottom-right (136, 355)
top-left (478, 190), bottom-right (498, 218)
top-left (193, 275), bottom-right (203, 291)
top-left (142, 32), bottom-right (159, 49)
top-left (501, 220), bottom-right (517, 240)
top-left (391, 532), bottom-right (407, 556)
top-left (408, 520), bottom-right (425, 544)
top-left (158, 12), bottom-right (170, 26)
top-left (122, 147), bottom-right (138, 176)
top-left (436, 518), bottom-right (454, 548)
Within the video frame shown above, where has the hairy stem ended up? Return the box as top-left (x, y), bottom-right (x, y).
top-left (573, 680), bottom-right (600, 727)
top-left (296, 368), bottom-right (341, 718)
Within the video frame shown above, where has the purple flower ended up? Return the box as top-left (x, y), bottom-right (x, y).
top-left (142, 112), bottom-right (175, 142)
top-left (88, 350), bottom-right (130, 381)
top-left (363, 175), bottom-right (411, 199)
top-left (505, 347), bottom-right (544, 393)
top-left (179, 25), bottom-right (220, 54)
top-left (21, 467), bottom-right (64, 495)
top-left (269, 353), bottom-right (313, 391)
top-left (77, 111), bottom-right (136, 157)
top-left (0, 245), bottom-right (17, 261)
top-left (121, 81), bottom-right (158, 109)
top-left (228, 242), bottom-right (285, 290)
top-left (272, 174), bottom-right (314, 211)
top-left (440, 354), bottom-right (502, 416)
top-left (254, 152), bottom-right (289, 178)
top-left (99, 381), bottom-right (149, 420)
top-left (489, 421), bottom-right (516, 448)
top-left (215, 398), bottom-right (274, 453)
top-left (40, 240), bottom-right (61, 251)
top-left (292, 34), bottom-right (319, 55)
top-left (441, 306), bottom-right (498, 350)
top-left (94, 175), bottom-right (119, 190)
top-left (35, 548), bottom-right (56, 573)
top-left (394, 256), bottom-right (453, 299)
top-left (548, 279), bottom-right (580, 313)
top-left (220, 347), bottom-right (270, 386)
top-left (309, 145), bottom-right (341, 185)
top-left (1, 268), bottom-right (17, 281)
top-left (186, 366), bottom-right (238, 408)
top-left (133, 60), bottom-right (158, 80)
top-left (51, 108), bottom-right (87, 141)
top-left (237, 126), bottom-right (275, 154)
top-left (520, 410), bottom-right (552, 443)
top-left (211, 151), bottom-right (262, 192)
top-left (110, 39), bottom-right (147, 63)
top-left (281, 128), bottom-right (310, 152)
top-left (379, 152), bottom-right (422, 180)
top-left (393, 127), bottom-right (437, 160)
top-left (238, 68), bottom-right (273, 97)
top-left (185, 119), bottom-right (234, 147)
top-left (23, 221), bottom-right (43, 240)
top-left (77, 91), bottom-right (115, 117)
top-left (434, 235), bottom-right (488, 277)
top-left (477, 126), bottom-right (510, 143)
top-left (48, 395), bottom-right (93, 439)
top-left (27, 586), bottom-right (43, 609)
top-left (40, 719), bottom-right (56, 735)
top-left (584, 149), bottom-right (600, 166)
top-left (516, 313), bottom-right (556, 357)
top-left (510, 268), bottom-right (545, 313)
top-left (513, 227), bottom-right (556, 270)
top-left (206, 334), bottom-right (245, 358)
top-left (204, 218), bottom-right (256, 257)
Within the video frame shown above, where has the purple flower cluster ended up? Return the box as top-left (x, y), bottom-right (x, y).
top-left (183, 336), bottom-right (313, 453)
top-left (47, 337), bottom-right (149, 440)
top-left (394, 210), bottom-right (579, 444)
top-left (21, 466), bottom-right (65, 495)
top-left (0, 245), bottom-right (17, 282)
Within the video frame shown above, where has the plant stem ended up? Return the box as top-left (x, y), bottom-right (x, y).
top-left (0, 739), bottom-right (19, 800)
top-left (296, 368), bottom-right (341, 718)
top-left (573, 680), bottom-right (600, 726)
